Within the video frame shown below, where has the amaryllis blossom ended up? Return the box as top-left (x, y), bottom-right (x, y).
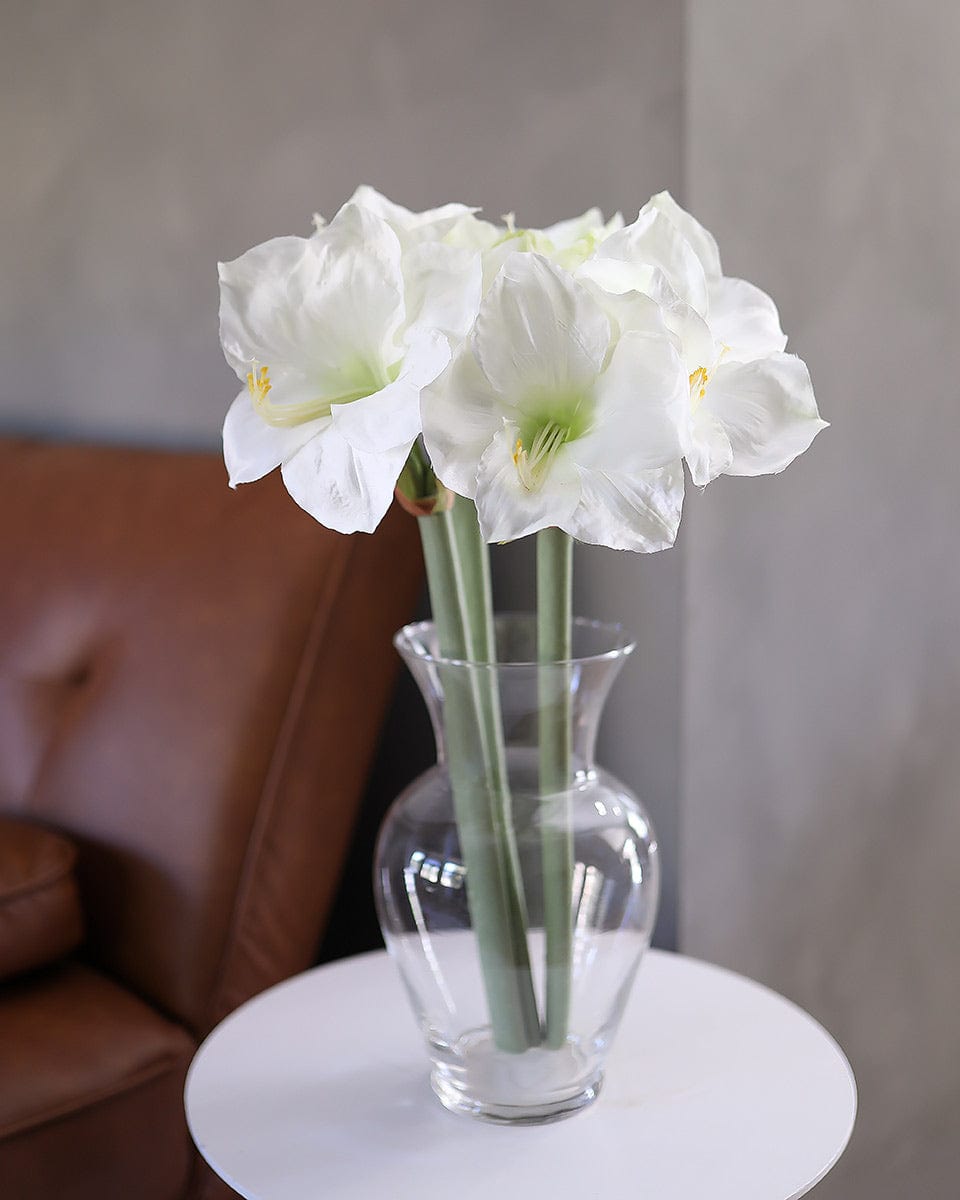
top-left (446, 208), bottom-right (623, 293)
top-left (421, 252), bottom-right (686, 550)
top-left (644, 190), bottom-right (788, 360)
top-left (328, 187), bottom-right (483, 345)
top-left (646, 193), bottom-right (826, 483)
top-left (662, 297), bottom-right (826, 486)
top-left (578, 191), bottom-right (826, 485)
top-left (578, 199), bottom-right (710, 317)
top-left (219, 200), bottom-right (479, 534)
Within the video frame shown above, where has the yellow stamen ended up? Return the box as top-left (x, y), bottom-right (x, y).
top-left (689, 366), bottom-right (709, 410)
top-left (513, 421), bottom-right (567, 491)
top-left (245, 362), bottom-right (375, 429)
top-left (247, 364), bottom-right (271, 403)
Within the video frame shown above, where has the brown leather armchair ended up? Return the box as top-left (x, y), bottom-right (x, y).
top-left (0, 438), bottom-right (423, 1199)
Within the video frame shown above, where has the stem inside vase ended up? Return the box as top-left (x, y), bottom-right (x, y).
top-left (417, 498), bottom-right (540, 1052)
top-left (537, 527), bottom-right (574, 1048)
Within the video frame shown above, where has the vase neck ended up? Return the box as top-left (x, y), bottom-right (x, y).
top-left (396, 615), bottom-right (633, 774)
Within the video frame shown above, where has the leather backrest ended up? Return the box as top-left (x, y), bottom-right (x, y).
top-left (0, 439), bottom-right (422, 1035)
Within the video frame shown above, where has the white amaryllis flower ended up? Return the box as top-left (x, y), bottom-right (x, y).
top-left (315, 186), bottom-right (482, 347)
top-left (665, 300), bottom-right (827, 486)
top-left (219, 201), bottom-right (475, 533)
top-left (446, 208), bottom-right (623, 293)
top-left (578, 200), bottom-right (710, 317)
top-left (579, 191), bottom-right (826, 485)
top-left (647, 193), bottom-right (826, 483)
top-left (421, 252), bottom-right (687, 551)
top-left (644, 190), bottom-right (788, 359)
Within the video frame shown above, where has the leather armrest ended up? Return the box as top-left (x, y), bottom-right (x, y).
top-left (0, 816), bottom-right (84, 981)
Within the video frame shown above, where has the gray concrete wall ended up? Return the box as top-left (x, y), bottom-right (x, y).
top-left (0, 0), bottom-right (682, 446)
top-left (683, 2), bottom-right (960, 1194)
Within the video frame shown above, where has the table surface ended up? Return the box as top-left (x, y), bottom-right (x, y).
top-left (185, 948), bottom-right (856, 1200)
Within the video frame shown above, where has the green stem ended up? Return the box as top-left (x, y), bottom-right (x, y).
top-left (418, 501), bottom-right (540, 1052)
top-left (537, 527), bottom-right (574, 1049)
top-left (448, 495), bottom-right (496, 661)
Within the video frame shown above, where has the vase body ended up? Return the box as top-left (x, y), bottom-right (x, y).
top-left (374, 615), bottom-right (659, 1124)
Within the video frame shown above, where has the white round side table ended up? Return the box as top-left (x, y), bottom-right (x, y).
top-left (185, 948), bottom-right (856, 1200)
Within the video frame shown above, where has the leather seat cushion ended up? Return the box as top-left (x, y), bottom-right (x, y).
top-left (0, 962), bottom-right (195, 1139)
top-left (0, 1062), bottom-right (196, 1200)
top-left (0, 816), bottom-right (84, 981)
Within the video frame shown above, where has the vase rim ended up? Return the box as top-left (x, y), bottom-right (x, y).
top-left (395, 612), bottom-right (636, 669)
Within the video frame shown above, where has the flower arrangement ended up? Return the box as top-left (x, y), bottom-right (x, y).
top-left (218, 186), bottom-right (825, 1090)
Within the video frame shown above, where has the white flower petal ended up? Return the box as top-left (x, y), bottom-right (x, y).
top-left (399, 329), bottom-right (452, 389)
top-left (563, 463), bottom-right (684, 552)
top-left (347, 185), bottom-right (477, 243)
top-left (543, 208), bottom-right (623, 267)
top-left (478, 235), bottom-right (540, 295)
top-left (574, 331), bottom-right (685, 472)
top-left (280, 425), bottom-right (409, 535)
top-left (596, 207), bottom-right (709, 316)
top-left (219, 206), bottom-right (408, 412)
top-left (301, 203), bottom-right (406, 390)
top-left (218, 237), bottom-right (312, 379)
top-left (706, 354), bottom-right (828, 477)
top-left (708, 276), bottom-right (788, 361)
top-left (475, 427), bottom-right (581, 543)
top-left (664, 302), bottom-right (716, 374)
top-left (420, 346), bottom-right (502, 499)
top-left (402, 240), bottom-right (482, 343)
top-left (222, 389), bottom-right (329, 486)
top-left (331, 331), bottom-right (449, 455)
top-left (543, 208), bottom-right (605, 249)
top-left (644, 191), bottom-right (722, 282)
top-left (444, 213), bottom-right (504, 253)
top-left (473, 253), bottom-right (610, 401)
top-left (683, 410), bottom-right (734, 487)
top-left (575, 273), bottom-right (671, 347)
top-left (576, 256), bottom-right (662, 303)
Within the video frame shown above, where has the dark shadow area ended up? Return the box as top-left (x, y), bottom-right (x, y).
top-left (318, 589), bottom-right (435, 964)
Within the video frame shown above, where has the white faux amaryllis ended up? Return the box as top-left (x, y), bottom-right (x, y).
top-left (651, 193), bottom-right (826, 483)
top-left (421, 252), bottom-right (686, 550)
top-left (668, 298), bottom-right (825, 486)
top-left (579, 191), bottom-right (826, 485)
top-left (447, 207), bottom-right (624, 294)
top-left (220, 199), bottom-right (478, 533)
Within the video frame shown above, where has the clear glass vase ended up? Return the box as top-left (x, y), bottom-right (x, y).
top-left (374, 614), bottom-right (659, 1125)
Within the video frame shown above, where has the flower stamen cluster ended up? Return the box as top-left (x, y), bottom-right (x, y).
top-left (688, 366), bottom-right (709, 410)
top-left (513, 421), bottom-right (569, 492)
top-left (246, 363), bottom-right (271, 406)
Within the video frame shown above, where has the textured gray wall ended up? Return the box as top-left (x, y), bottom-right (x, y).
top-left (684, 2), bottom-right (960, 1194)
top-left (0, 0), bottom-right (681, 445)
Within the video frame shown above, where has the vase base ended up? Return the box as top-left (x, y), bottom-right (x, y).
top-left (429, 1032), bottom-right (604, 1125)
top-left (431, 1070), bottom-right (602, 1125)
